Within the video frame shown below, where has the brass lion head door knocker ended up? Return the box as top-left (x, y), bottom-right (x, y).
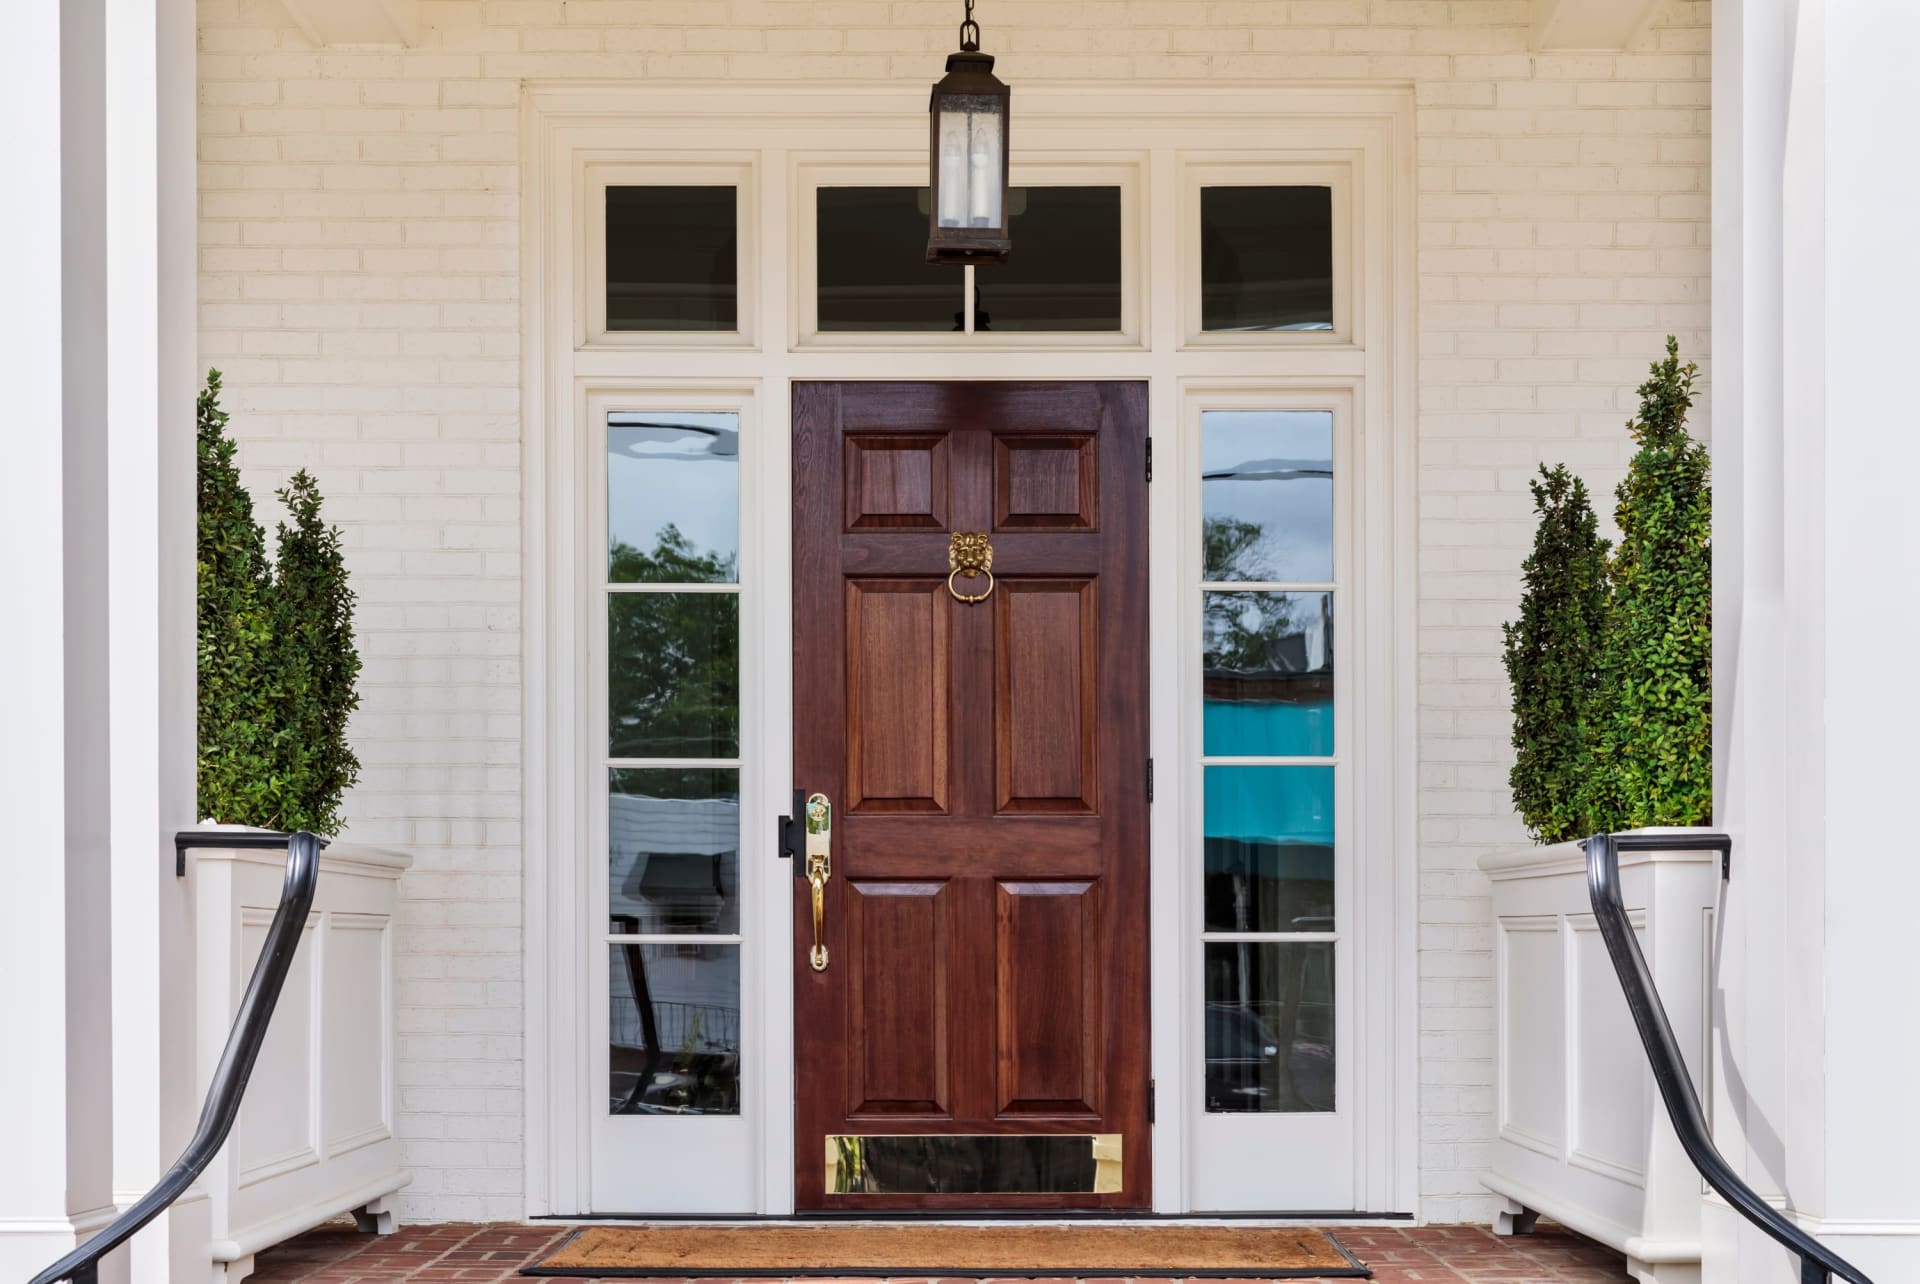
top-left (947, 531), bottom-right (994, 603)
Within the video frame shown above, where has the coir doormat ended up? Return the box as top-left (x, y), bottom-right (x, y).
top-left (523, 1223), bottom-right (1370, 1278)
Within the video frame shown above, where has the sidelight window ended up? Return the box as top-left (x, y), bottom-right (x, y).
top-left (1198, 409), bottom-right (1338, 1116)
top-left (603, 411), bottom-right (744, 1118)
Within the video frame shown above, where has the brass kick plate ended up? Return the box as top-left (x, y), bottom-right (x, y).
top-left (825, 1133), bottom-right (1122, 1195)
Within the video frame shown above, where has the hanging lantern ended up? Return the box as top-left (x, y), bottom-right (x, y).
top-left (926, 0), bottom-right (1010, 266)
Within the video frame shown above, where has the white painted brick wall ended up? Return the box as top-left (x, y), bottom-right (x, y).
top-left (197, 0), bottom-right (1711, 1225)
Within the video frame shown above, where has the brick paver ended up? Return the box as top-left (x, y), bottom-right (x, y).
top-left (245, 1221), bottom-right (1633, 1283)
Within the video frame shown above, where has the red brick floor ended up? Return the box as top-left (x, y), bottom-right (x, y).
top-left (245, 1221), bottom-right (1634, 1283)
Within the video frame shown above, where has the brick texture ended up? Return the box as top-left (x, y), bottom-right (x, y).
top-left (196, 0), bottom-right (1712, 1225)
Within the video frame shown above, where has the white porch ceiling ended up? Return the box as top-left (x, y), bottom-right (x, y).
top-left (1531, 0), bottom-right (1667, 51)
top-left (282, 0), bottom-right (417, 47)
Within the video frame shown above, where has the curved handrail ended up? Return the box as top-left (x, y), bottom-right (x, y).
top-left (31, 831), bottom-right (324, 1284)
top-left (1584, 830), bottom-right (1873, 1284)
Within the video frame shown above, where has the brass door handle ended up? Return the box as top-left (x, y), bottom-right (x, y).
top-left (804, 793), bottom-right (832, 971)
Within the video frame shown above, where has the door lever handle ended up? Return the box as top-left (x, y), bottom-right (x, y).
top-left (804, 793), bottom-right (832, 972)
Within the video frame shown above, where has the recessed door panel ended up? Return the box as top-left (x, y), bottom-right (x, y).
top-left (995, 880), bottom-right (1103, 1117)
top-left (845, 580), bottom-right (949, 813)
top-left (995, 433), bottom-right (1099, 530)
top-left (845, 434), bottom-right (949, 530)
top-left (996, 579), bottom-right (1098, 814)
top-left (846, 880), bottom-right (954, 1117)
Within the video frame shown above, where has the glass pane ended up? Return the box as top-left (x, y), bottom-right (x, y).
top-left (606, 186), bottom-right (737, 332)
top-left (608, 593), bottom-right (739, 758)
top-left (1203, 592), bottom-right (1333, 757)
top-left (608, 943), bottom-right (740, 1115)
top-left (1202, 410), bottom-right (1334, 583)
top-left (608, 413), bottom-right (740, 584)
top-left (609, 769), bottom-right (739, 935)
top-left (1200, 186), bottom-right (1334, 332)
top-left (1203, 766), bottom-right (1334, 932)
top-left (827, 1134), bottom-right (1118, 1195)
top-left (983, 187), bottom-right (1122, 333)
top-left (934, 97), bottom-right (1005, 230)
top-left (818, 187), bottom-right (964, 332)
top-left (1204, 941), bottom-right (1334, 1113)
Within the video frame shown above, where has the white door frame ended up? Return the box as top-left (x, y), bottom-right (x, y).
top-left (522, 81), bottom-right (1418, 1218)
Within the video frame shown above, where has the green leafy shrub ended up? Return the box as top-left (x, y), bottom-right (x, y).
top-left (267, 471), bottom-right (363, 835)
top-left (196, 371), bottom-right (362, 834)
top-left (1505, 337), bottom-right (1713, 842)
top-left (1502, 465), bottom-right (1611, 844)
top-left (197, 370), bottom-right (283, 826)
top-left (1578, 338), bottom-right (1712, 830)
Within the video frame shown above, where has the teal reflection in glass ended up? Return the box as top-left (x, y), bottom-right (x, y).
top-left (608, 413), bottom-right (740, 584)
top-left (1203, 766), bottom-right (1334, 934)
top-left (1201, 410), bottom-right (1333, 583)
top-left (1203, 591), bottom-right (1332, 756)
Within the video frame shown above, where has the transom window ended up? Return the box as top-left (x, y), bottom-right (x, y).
top-left (1200, 187), bottom-right (1334, 333)
top-left (815, 184), bottom-right (1124, 333)
top-left (605, 187), bottom-right (739, 332)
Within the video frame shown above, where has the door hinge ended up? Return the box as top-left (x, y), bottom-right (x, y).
top-left (1145, 436), bottom-right (1154, 482)
top-left (1145, 757), bottom-right (1154, 802)
top-left (1148, 1078), bottom-right (1156, 1123)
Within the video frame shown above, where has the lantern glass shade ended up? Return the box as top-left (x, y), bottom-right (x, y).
top-left (927, 52), bottom-right (1010, 264)
top-left (934, 95), bottom-right (1004, 231)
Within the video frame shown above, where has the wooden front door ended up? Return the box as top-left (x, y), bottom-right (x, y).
top-left (791, 381), bottom-right (1151, 1211)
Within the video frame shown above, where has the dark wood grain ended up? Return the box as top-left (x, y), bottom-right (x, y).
top-left (793, 381), bottom-right (1150, 1211)
top-left (844, 579), bottom-right (949, 813)
top-left (995, 880), bottom-right (1102, 1117)
top-left (996, 578), bottom-right (1099, 813)
top-left (995, 433), bottom-right (1100, 530)
top-left (844, 433), bottom-right (949, 530)
top-left (846, 880), bottom-right (953, 1117)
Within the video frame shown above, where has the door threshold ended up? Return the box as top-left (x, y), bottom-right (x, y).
top-left (532, 1212), bottom-right (1415, 1225)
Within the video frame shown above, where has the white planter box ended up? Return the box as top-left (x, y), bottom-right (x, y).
top-left (1479, 827), bottom-right (1720, 1284)
top-left (193, 834), bottom-right (412, 1283)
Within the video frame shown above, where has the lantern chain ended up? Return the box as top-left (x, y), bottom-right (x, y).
top-left (959, 0), bottom-right (980, 52)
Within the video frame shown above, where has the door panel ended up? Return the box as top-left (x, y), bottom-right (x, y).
top-left (845, 880), bottom-right (953, 1117)
top-left (995, 880), bottom-right (1103, 1117)
top-left (995, 579), bottom-right (1099, 814)
top-left (845, 580), bottom-right (950, 813)
top-left (794, 381), bottom-right (1149, 1211)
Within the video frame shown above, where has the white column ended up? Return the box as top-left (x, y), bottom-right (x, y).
top-left (0, 1), bottom-right (125, 1280)
top-left (106, 0), bottom-right (206, 1277)
top-left (1801, 0), bottom-right (1920, 1275)
top-left (1712, 0), bottom-right (1920, 1279)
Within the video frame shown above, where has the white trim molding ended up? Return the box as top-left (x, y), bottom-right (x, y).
top-left (523, 81), bottom-right (1418, 1219)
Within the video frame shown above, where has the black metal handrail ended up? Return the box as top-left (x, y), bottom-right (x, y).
top-left (31, 831), bottom-right (324, 1284)
top-left (1585, 830), bottom-right (1873, 1284)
